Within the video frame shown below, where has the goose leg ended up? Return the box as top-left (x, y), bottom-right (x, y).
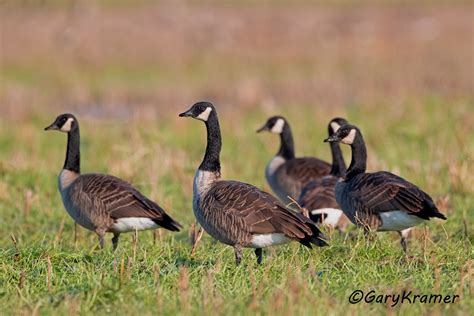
top-left (112, 233), bottom-right (120, 251)
top-left (255, 248), bottom-right (263, 265)
top-left (399, 229), bottom-right (411, 253)
top-left (190, 224), bottom-right (204, 257)
top-left (234, 245), bottom-right (242, 266)
top-left (96, 228), bottom-right (106, 250)
top-left (98, 235), bottom-right (105, 249)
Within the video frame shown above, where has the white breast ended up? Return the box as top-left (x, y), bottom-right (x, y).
top-left (250, 233), bottom-right (290, 248)
top-left (192, 169), bottom-right (220, 218)
top-left (111, 217), bottom-right (158, 233)
top-left (265, 156), bottom-right (286, 177)
top-left (58, 169), bottom-right (79, 191)
top-left (311, 208), bottom-right (343, 227)
top-left (378, 211), bottom-right (425, 231)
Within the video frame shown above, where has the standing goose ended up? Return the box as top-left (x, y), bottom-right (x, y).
top-left (45, 113), bottom-right (181, 250)
top-left (325, 124), bottom-right (447, 252)
top-left (298, 118), bottom-right (351, 232)
top-left (257, 116), bottom-right (331, 204)
top-left (179, 102), bottom-right (327, 265)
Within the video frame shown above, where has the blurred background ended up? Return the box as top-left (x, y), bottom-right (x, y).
top-left (1, 0), bottom-right (473, 120)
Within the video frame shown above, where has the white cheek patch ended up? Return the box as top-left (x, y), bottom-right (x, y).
top-left (196, 107), bottom-right (213, 122)
top-left (270, 118), bottom-right (285, 134)
top-left (60, 118), bottom-right (74, 132)
top-left (341, 129), bottom-right (357, 144)
top-left (330, 122), bottom-right (341, 133)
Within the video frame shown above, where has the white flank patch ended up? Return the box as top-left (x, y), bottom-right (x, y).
top-left (58, 169), bottom-right (79, 191)
top-left (60, 117), bottom-right (75, 132)
top-left (265, 156), bottom-right (286, 176)
top-left (378, 211), bottom-right (425, 231)
top-left (250, 233), bottom-right (290, 248)
top-left (330, 122), bottom-right (341, 133)
top-left (270, 118), bottom-right (285, 134)
top-left (341, 129), bottom-right (357, 145)
top-left (112, 217), bottom-right (158, 233)
top-left (196, 107), bottom-right (213, 122)
top-left (311, 208), bottom-right (343, 227)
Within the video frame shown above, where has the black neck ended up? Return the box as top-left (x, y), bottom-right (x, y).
top-left (199, 112), bottom-right (221, 173)
top-left (329, 142), bottom-right (346, 177)
top-left (64, 128), bottom-right (81, 173)
top-left (277, 124), bottom-right (295, 159)
top-left (345, 135), bottom-right (367, 180)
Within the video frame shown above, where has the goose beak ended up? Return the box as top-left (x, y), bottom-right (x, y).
top-left (324, 135), bottom-right (340, 143)
top-left (178, 109), bottom-right (193, 118)
top-left (256, 124), bottom-right (270, 133)
top-left (256, 125), bottom-right (268, 133)
top-left (44, 122), bottom-right (59, 131)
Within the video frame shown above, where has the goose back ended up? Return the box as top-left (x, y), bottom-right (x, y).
top-left (267, 157), bottom-right (331, 203)
top-left (335, 171), bottom-right (446, 230)
top-left (61, 173), bottom-right (181, 233)
top-left (197, 180), bottom-right (327, 248)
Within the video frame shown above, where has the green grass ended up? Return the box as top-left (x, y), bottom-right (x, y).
top-left (0, 101), bottom-right (472, 315)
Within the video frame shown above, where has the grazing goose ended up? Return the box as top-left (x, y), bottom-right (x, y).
top-left (45, 113), bottom-right (181, 250)
top-left (179, 102), bottom-right (327, 265)
top-left (325, 124), bottom-right (447, 252)
top-left (257, 116), bottom-right (331, 204)
top-left (298, 118), bottom-right (351, 232)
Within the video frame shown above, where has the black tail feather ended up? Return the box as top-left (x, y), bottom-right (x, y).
top-left (299, 221), bottom-right (328, 248)
top-left (153, 213), bottom-right (182, 232)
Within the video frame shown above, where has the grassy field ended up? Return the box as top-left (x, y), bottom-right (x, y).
top-left (1, 1), bottom-right (473, 315)
top-left (0, 100), bottom-right (472, 315)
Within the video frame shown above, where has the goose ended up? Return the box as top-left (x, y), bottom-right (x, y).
top-left (179, 102), bottom-right (327, 265)
top-left (45, 113), bottom-right (181, 250)
top-left (257, 116), bottom-right (331, 204)
top-left (324, 124), bottom-right (447, 252)
top-left (298, 118), bottom-right (351, 232)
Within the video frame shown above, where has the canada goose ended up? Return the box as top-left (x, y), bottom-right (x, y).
top-left (179, 102), bottom-right (327, 265)
top-left (325, 124), bottom-right (447, 252)
top-left (298, 118), bottom-right (351, 231)
top-left (45, 113), bottom-right (181, 250)
top-left (257, 116), bottom-right (331, 204)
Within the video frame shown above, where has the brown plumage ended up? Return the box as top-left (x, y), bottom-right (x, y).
top-left (298, 176), bottom-right (350, 232)
top-left (199, 180), bottom-right (326, 248)
top-left (180, 102), bottom-right (327, 265)
top-left (45, 113), bottom-right (181, 250)
top-left (273, 158), bottom-right (331, 202)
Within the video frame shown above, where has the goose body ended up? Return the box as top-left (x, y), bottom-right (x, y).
top-left (298, 118), bottom-right (350, 231)
top-left (299, 176), bottom-right (350, 231)
top-left (46, 114), bottom-right (181, 250)
top-left (257, 116), bottom-right (331, 204)
top-left (326, 124), bottom-right (446, 251)
top-left (181, 102), bottom-right (327, 265)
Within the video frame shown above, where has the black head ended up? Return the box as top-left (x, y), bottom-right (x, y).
top-left (324, 124), bottom-right (360, 145)
top-left (44, 113), bottom-right (78, 133)
top-left (256, 116), bottom-right (287, 134)
top-left (179, 101), bottom-right (216, 122)
top-left (328, 117), bottom-right (349, 136)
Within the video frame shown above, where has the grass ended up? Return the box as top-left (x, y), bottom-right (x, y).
top-left (0, 100), bottom-right (472, 315)
top-left (0, 1), bottom-right (472, 314)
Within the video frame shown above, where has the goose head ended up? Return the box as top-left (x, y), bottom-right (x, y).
top-left (324, 124), bottom-right (359, 145)
top-left (179, 101), bottom-right (215, 122)
top-left (256, 116), bottom-right (287, 134)
top-left (45, 113), bottom-right (78, 133)
top-left (328, 117), bottom-right (348, 136)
